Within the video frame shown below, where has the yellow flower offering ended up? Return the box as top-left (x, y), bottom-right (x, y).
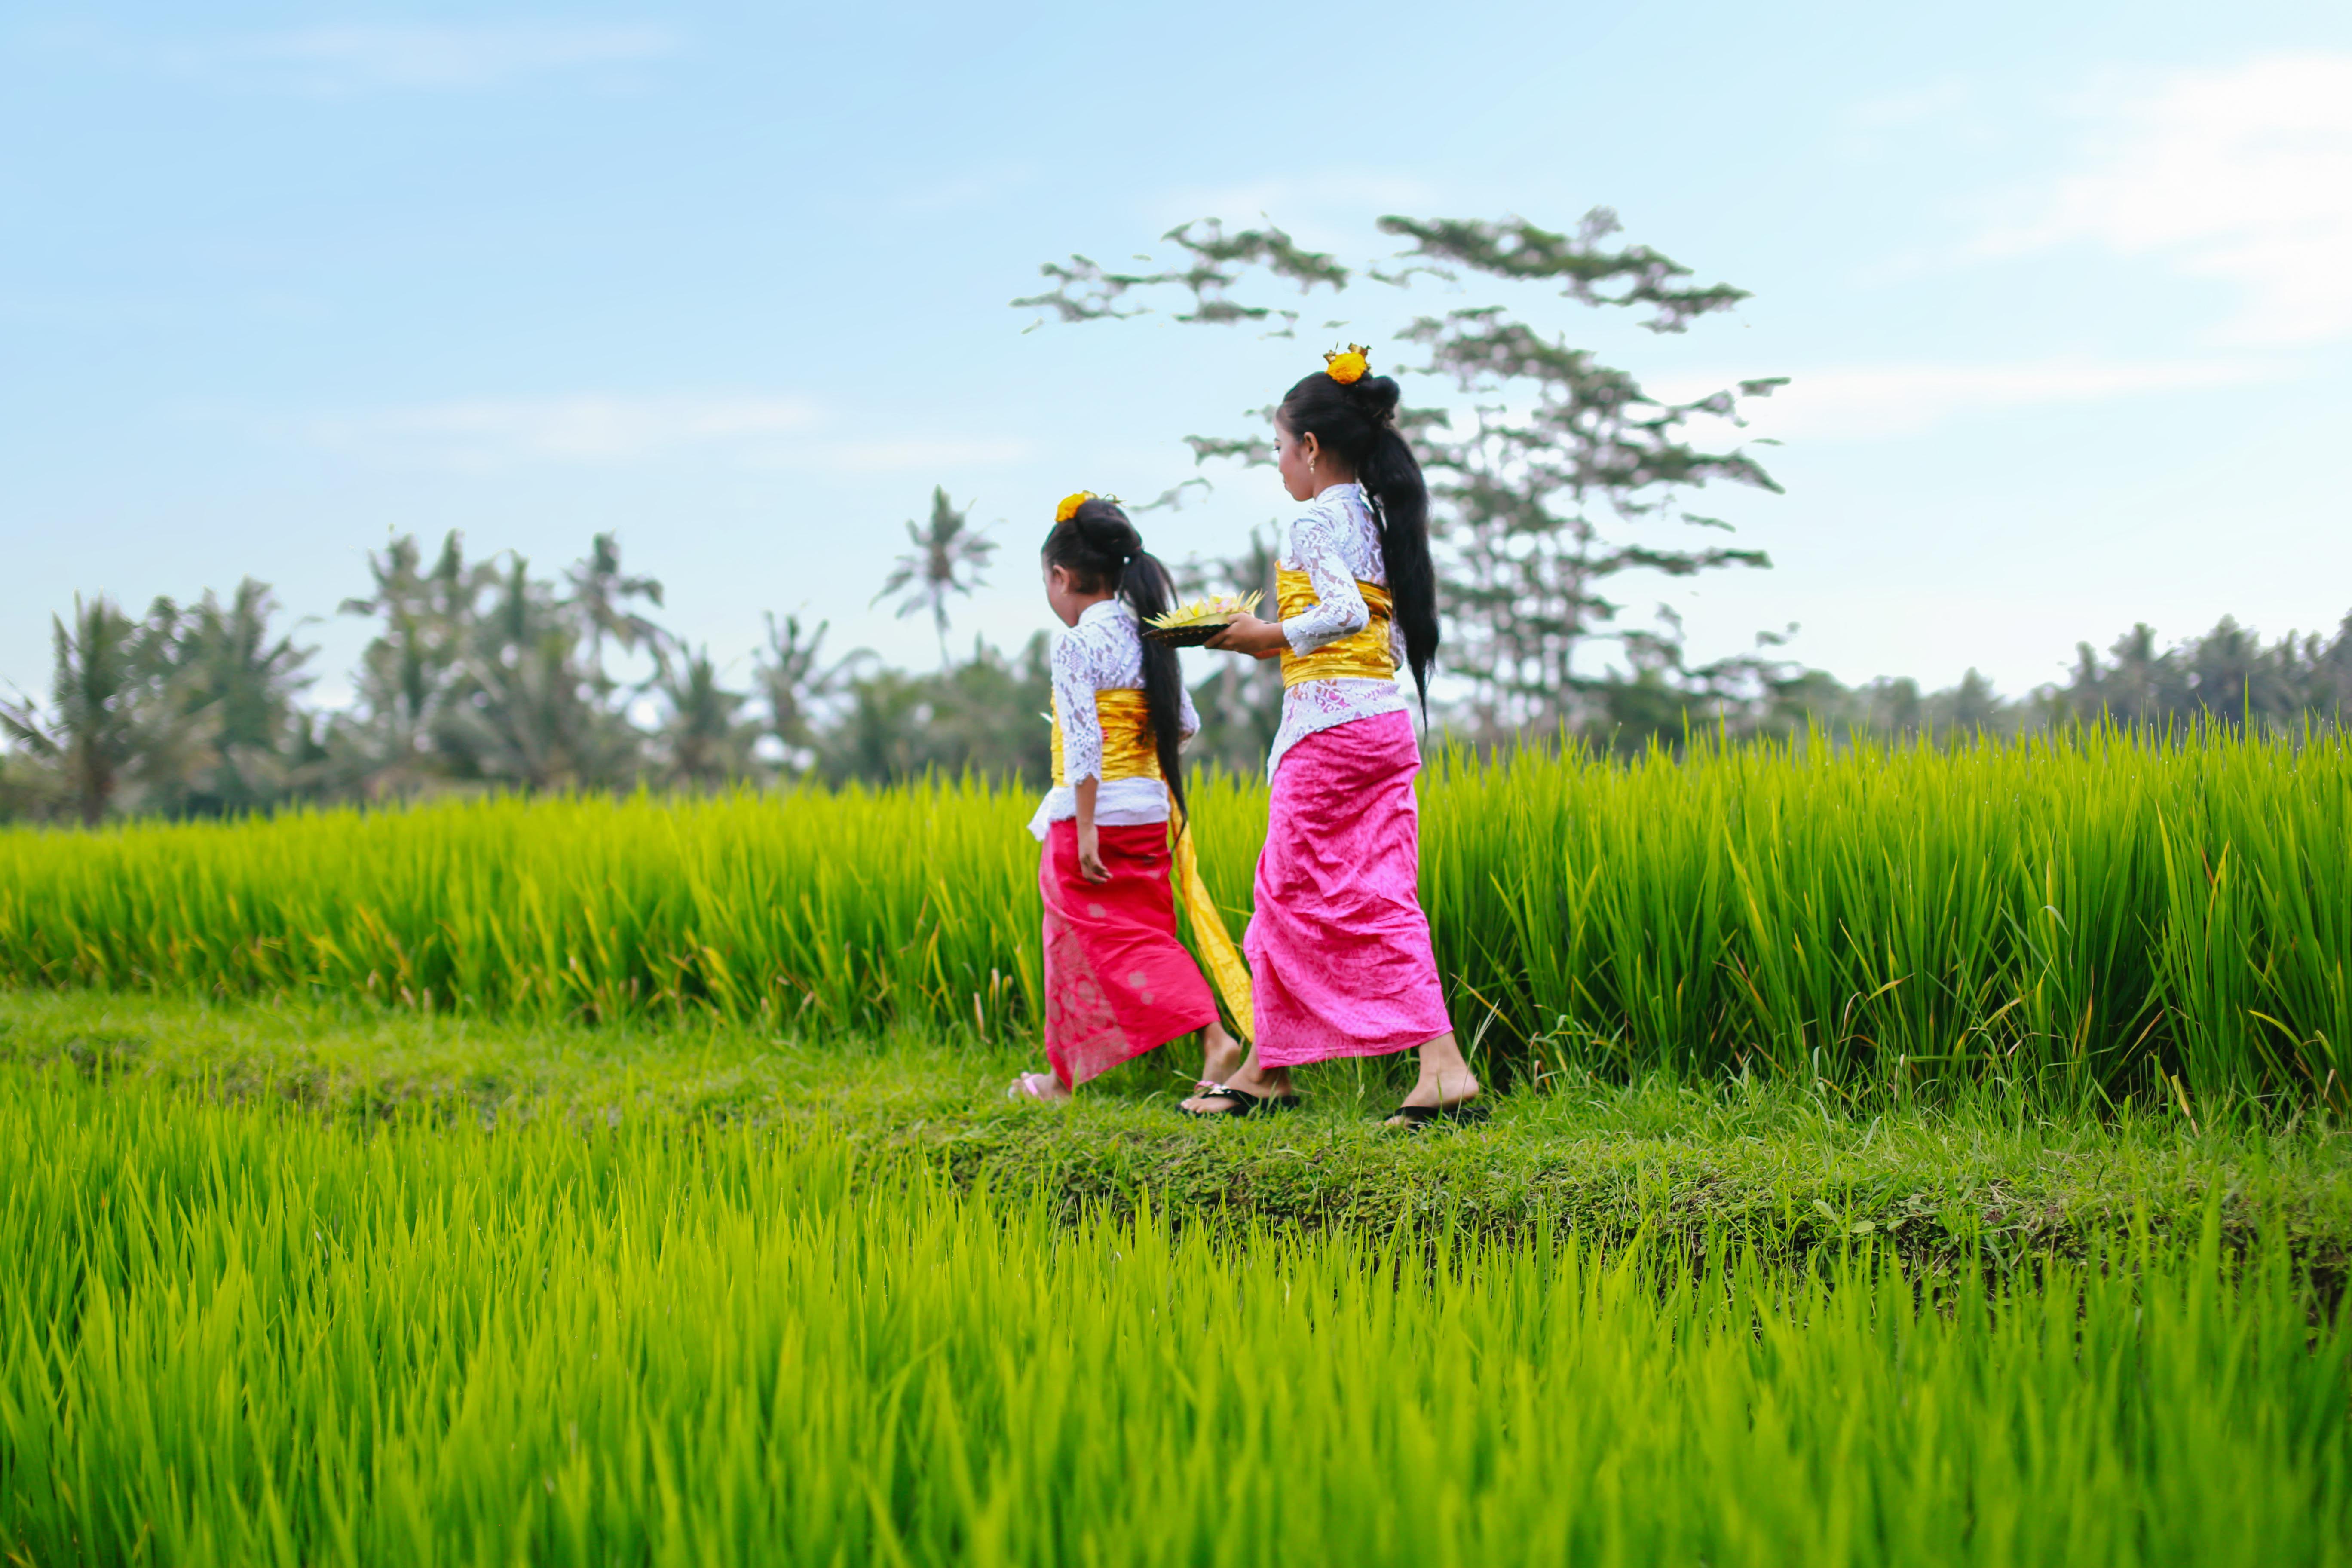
top-left (1054, 491), bottom-right (1096, 524)
top-left (1143, 590), bottom-right (1262, 645)
top-left (1323, 343), bottom-right (1371, 385)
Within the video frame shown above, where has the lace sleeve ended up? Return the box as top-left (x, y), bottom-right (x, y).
top-left (1176, 678), bottom-right (1200, 743)
top-left (1050, 631), bottom-right (1103, 785)
top-left (1281, 512), bottom-right (1369, 654)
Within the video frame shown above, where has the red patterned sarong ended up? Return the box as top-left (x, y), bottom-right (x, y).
top-left (1039, 819), bottom-right (1219, 1088)
top-left (1246, 709), bottom-right (1452, 1067)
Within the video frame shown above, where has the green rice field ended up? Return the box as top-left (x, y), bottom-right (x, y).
top-left (3, 726), bottom-right (2348, 1107)
top-left (6, 732), bottom-right (2352, 1564)
top-left (1, 1053), bottom-right (2346, 1567)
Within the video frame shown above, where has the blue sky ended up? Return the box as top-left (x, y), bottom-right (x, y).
top-left (5, 1), bottom-right (2349, 708)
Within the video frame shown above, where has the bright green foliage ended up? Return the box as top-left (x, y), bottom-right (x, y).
top-left (2, 724), bottom-right (2349, 1107)
top-left (0, 1070), bottom-right (2345, 1566)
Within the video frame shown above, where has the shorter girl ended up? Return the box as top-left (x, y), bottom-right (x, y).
top-left (1008, 492), bottom-right (1253, 1102)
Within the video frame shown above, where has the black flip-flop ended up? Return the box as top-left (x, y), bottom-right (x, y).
top-left (1180, 1084), bottom-right (1302, 1118)
top-left (1384, 1101), bottom-right (1491, 1129)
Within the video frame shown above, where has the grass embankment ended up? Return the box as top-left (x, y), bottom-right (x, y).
top-left (3, 726), bottom-right (2350, 1109)
top-left (4, 1021), bottom-right (2348, 1566)
top-left (9, 992), bottom-right (2349, 1279)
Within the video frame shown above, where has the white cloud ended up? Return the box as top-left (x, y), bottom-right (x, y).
top-left (1663, 357), bottom-right (2282, 442)
top-left (309, 394), bottom-right (818, 466)
top-left (172, 24), bottom-right (679, 93)
top-left (1978, 53), bottom-right (2352, 344)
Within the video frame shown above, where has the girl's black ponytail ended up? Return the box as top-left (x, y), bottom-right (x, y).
top-left (1276, 362), bottom-right (1439, 710)
top-left (1041, 497), bottom-right (1188, 820)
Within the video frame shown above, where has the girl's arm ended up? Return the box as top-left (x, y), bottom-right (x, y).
top-left (1280, 512), bottom-right (1369, 650)
top-left (1051, 634), bottom-right (1106, 789)
top-left (1051, 631), bottom-right (1112, 882)
top-left (1074, 776), bottom-right (1107, 883)
top-left (1206, 513), bottom-right (1365, 658)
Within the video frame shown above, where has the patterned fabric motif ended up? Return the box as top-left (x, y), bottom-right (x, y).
top-left (1038, 819), bottom-right (1219, 1087)
top-left (1246, 709), bottom-right (1452, 1067)
top-left (1269, 483), bottom-right (1412, 776)
top-left (1029, 599), bottom-right (1202, 840)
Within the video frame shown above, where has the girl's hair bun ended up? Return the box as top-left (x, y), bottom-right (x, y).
top-left (1071, 494), bottom-right (1140, 562)
top-left (1350, 372), bottom-right (1401, 424)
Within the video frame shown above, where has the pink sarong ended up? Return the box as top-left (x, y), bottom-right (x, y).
top-left (1039, 819), bottom-right (1220, 1088)
top-left (1246, 709), bottom-right (1453, 1067)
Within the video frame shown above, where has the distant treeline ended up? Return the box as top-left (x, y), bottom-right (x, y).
top-left (4, 526), bottom-right (2349, 827)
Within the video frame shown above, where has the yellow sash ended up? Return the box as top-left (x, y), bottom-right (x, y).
top-left (1275, 568), bottom-right (1397, 686)
top-left (1049, 689), bottom-right (1255, 1039)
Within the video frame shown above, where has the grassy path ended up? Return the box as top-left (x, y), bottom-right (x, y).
top-left (6, 991), bottom-right (2349, 1280)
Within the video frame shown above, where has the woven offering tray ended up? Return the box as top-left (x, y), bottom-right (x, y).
top-left (1143, 619), bottom-right (1237, 648)
top-left (1144, 591), bottom-right (1260, 648)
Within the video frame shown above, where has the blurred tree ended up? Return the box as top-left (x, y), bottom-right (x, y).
top-left (332, 532), bottom-right (658, 796)
top-left (435, 555), bottom-right (643, 791)
top-left (0, 597), bottom-right (156, 825)
top-left (754, 612), bottom-right (846, 778)
top-left (819, 666), bottom-right (934, 786)
top-left (1941, 669), bottom-right (2004, 733)
top-left (567, 531), bottom-right (671, 686)
top-left (928, 634), bottom-right (1054, 784)
top-left (0, 747), bottom-right (61, 824)
top-left (817, 635), bottom-right (1052, 788)
top-left (2052, 615), bottom-right (2352, 730)
top-left (1018, 211), bottom-right (1784, 732)
top-left (653, 646), bottom-right (760, 789)
top-left (135, 579), bottom-right (316, 815)
top-left (1170, 522), bottom-right (1286, 776)
top-left (331, 532), bottom-right (496, 798)
top-left (875, 487), bottom-right (998, 668)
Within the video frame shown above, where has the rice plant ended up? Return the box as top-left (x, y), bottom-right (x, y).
top-left (1, 721), bottom-right (2347, 1106)
top-left (0, 1069), bottom-right (2343, 1567)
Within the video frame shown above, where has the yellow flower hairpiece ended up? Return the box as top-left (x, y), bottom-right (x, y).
top-left (1054, 491), bottom-right (1096, 524)
top-left (1324, 343), bottom-right (1372, 385)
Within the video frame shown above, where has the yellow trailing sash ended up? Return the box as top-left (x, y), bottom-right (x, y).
top-left (1050, 689), bottom-right (1255, 1038)
top-left (1275, 568), bottom-right (1397, 686)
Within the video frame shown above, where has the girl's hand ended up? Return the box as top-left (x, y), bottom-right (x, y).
top-left (1205, 613), bottom-right (1288, 660)
top-left (1076, 823), bottom-right (1110, 883)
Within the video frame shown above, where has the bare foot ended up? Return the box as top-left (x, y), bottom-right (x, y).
top-left (1195, 1022), bottom-right (1245, 1091)
top-left (1007, 1071), bottom-right (1070, 1103)
top-left (1385, 1031), bottom-right (1480, 1126)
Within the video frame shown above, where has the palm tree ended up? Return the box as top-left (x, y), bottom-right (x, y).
top-left (439, 556), bottom-right (642, 792)
top-left (334, 531), bottom-right (493, 798)
top-left (139, 579), bottom-right (315, 815)
top-left (565, 531), bottom-right (669, 682)
top-left (0, 596), bottom-right (146, 826)
top-left (654, 646), bottom-right (760, 790)
top-left (754, 612), bottom-right (847, 778)
top-left (873, 487), bottom-right (996, 667)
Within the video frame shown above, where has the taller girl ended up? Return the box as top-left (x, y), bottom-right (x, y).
top-left (1183, 347), bottom-right (1482, 1124)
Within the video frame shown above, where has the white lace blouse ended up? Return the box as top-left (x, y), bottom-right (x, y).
top-left (1027, 598), bottom-right (1201, 841)
top-left (1268, 482), bottom-right (1413, 776)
